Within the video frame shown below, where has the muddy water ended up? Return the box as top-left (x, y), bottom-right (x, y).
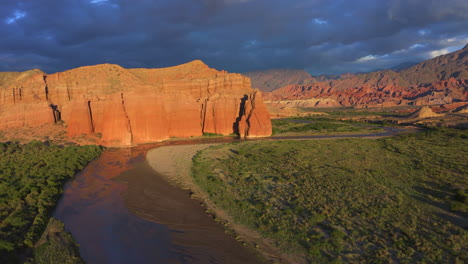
top-left (114, 156), bottom-right (265, 264)
top-left (53, 127), bottom-right (415, 264)
top-left (53, 146), bottom-right (178, 263)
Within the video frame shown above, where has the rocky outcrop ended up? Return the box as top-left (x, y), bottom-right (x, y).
top-left (0, 70), bottom-right (53, 128)
top-left (408, 106), bottom-right (442, 119)
top-left (455, 105), bottom-right (468, 113)
top-left (237, 91), bottom-right (272, 137)
top-left (0, 61), bottom-right (272, 146)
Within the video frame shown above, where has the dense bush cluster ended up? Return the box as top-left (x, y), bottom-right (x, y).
top-left (193, 128), bottom-right (467, 263)
top-left (0, 141), bottom-right (102, 263)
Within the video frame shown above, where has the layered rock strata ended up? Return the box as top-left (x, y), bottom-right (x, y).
top-left (0, 61), bottom-right (272, 146)
top-left (264, 78), bottom-right (467, 108)
top-left (259, 45), bottom-right (468, 108)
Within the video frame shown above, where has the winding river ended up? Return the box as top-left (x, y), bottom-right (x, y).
top-left (53, 125), bottom-right (415, 264)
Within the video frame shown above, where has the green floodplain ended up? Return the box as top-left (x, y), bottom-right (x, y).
top-left (0, 141), bottom-right (102, 263)
top-left (192, 126), bottom-right (468, 263)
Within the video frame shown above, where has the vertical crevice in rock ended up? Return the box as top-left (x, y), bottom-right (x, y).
top-left (87, 101), bottom-right (95, 133)
top-left (43, 75), bottom-right (49, 100)
top-left (207, 80), bottom-right (212, 97)
top-left (50, 104), bottom-right (61, 123)
top-left (233, 94), bottom-right (248, 135)
top-left (66, 84), bottom-right (71, 101)
top-left (200, 99), bottom-right (208, 133)
top-left (211, 100), bottom-right (217, 133)
top-left (244, 98), bottom-right (252, 136)
top-left (245, 92), bottom-right (258, 131)
top-left (12, 86), bottom-right (22, 103)
top-left (120, 93), bottom-right (133, 144)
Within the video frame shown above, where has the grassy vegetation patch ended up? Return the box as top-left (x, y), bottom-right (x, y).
top-left (0, 141), bottom-right (102, 263)
top-left (300, 107), bottom-right (411, 117)
top-left (192, 128), bottom-right (468, 263)
top-left (272, 118), bottom-right (383, 136)
top-left (203, 132), bottom-right (224, 137)
top-left (31, 218), bottom-right (83, 264)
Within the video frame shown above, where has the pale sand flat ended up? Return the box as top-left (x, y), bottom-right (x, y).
top-left (146, 144), bottom-right (216, 190)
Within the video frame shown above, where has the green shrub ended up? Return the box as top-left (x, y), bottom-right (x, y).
top-left (0, 141), bottom-right (102, 262)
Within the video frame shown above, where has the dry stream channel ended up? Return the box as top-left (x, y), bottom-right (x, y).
top-left (53, 124), bottom-right (414, 264)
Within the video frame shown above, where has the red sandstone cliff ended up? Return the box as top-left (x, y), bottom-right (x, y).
top-left (0, 61), bottom-right (272, 146)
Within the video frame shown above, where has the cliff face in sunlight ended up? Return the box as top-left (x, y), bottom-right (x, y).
top-left (0, 61), bottom-right (272, 146)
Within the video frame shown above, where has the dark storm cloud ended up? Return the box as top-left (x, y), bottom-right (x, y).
top-left (1, 0), bottom-right (467, 75)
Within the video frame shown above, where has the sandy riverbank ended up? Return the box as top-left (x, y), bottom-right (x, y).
top-left (146, 144), bottom-right (299, 264)
top-left (146, 144), bottom-right (215, 191)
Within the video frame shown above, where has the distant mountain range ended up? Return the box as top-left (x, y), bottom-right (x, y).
top-left (243, 69), bottom-right (316, 92)
top-left (246, 44), bottom-right (468, 108)
top-left (389, 61), bottom-right (419, 72)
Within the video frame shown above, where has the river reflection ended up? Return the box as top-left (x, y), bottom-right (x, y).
top-left (53, 147), bottom-right (179, 263)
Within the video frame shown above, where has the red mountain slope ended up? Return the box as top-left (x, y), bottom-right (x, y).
top-left (261, 45), bottom-right (468, 108)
